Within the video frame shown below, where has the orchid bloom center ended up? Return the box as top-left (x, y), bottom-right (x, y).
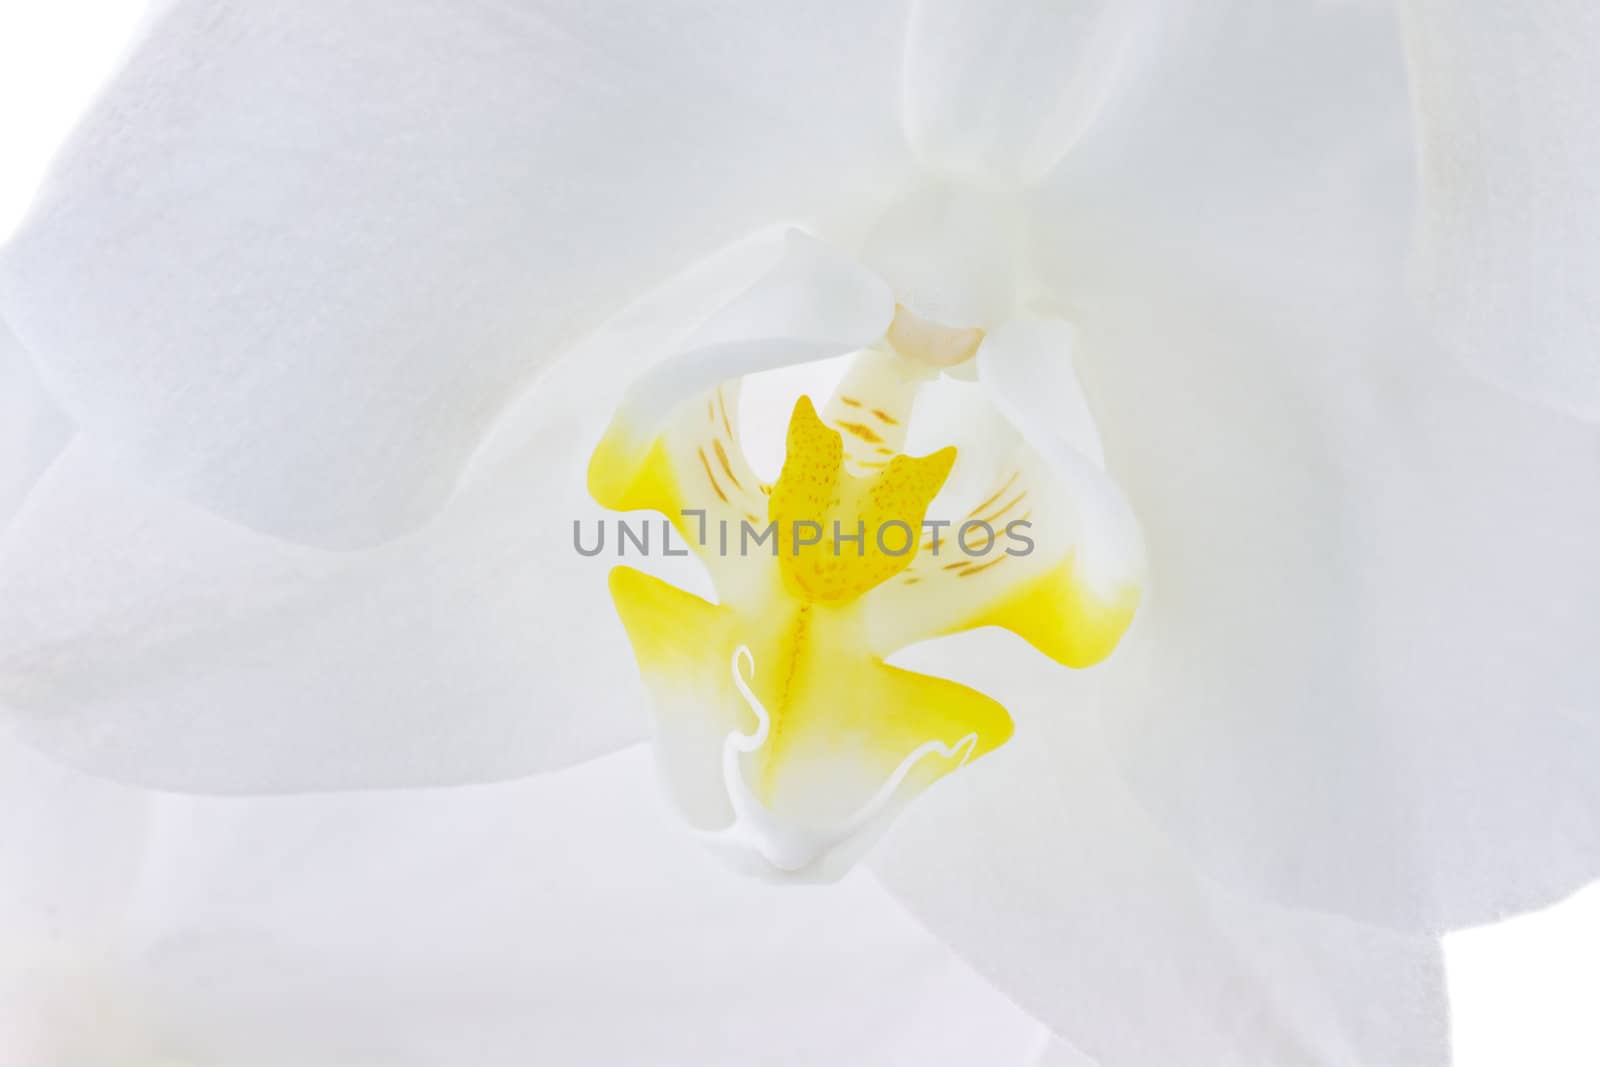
top-left (586, 233), bottom-right (1144, 877)
top-left (772, 391), bottom-right (955, 602)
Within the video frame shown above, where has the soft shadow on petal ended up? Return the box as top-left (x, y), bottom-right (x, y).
top-left (121, 746), bottom-right (1047, 1067)
top-left (1029, 1), bottom-right (1600, 931)
top-left (0, 0), bottom-right (916, 549)
top-left (0, 320), bottom-right (70, 524)
top-left (0, 232), bottom-right (818, 792)
top-left (873, 632), bottom-right (1450, 1067)
top-left (1401, 0), bottom-right (1600, 420)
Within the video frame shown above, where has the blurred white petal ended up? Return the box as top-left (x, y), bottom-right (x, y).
top-left (121, 747), bottom-right (1047, 1066)
top-left (0, 734), bottom-right (157, 1065)
top-left (1401, 0), bottom-right (1600, 419)
top-left (1030, 1), bottom-right (1600, 929)
top-left (1028, 1037), bottom-right (1099, 1067)
top-left (0, 733), bottom-right (145, 944)
top-left (874, 633), bottom-right (1449, 1065)
top-left (0, 320), bottom-right (69, 523)
top-left (0, 0), bottom-right (915, 548)
top-left (902, 0), bottom-right (1159, 186)
top-left (858, 179), bottom-right (1028, 329)
top-left (0, 232), bottom-right (822, 792)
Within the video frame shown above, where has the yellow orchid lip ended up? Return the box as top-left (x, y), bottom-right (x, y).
top-left (595, 375), bottom-right (1016, 872)
top-left (586, 240), bottom-right (1143, 876)
top-left (767, 393), bottom-right (956, 602)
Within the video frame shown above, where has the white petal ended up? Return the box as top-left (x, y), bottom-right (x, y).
top-left (0, 0), bottom-right (914, 548)
top-left (1401, 0), bottom-right (1600, 419)
top-left (608, 230), bottom-right (894, 453)
top-left (0, 437), bottom-right (648, 793)
top-left (1029, 2), bottom-right (1416, 332)
top-left (1081, 291), bottom-right (1600, 933)
top-left (976, 316), bottom-right (1144, 596)
top-left (873, 633), bottom-right (1449, 1066)
top-left (0, 733), bottom-right (158, 1065)
top-left (0, 732), bottom-right (146, 939)
top-left (0, 231), bottom-right (817, 792)
top-left (1028, 2), bottom-right (1600, 930)
top-left (0, 320), bottom-right (69, 524)
top-left (120, 747), bottom-right (1047, 1066)
top-left (902, 0), bottom-right (1159, 186)
top-left (1028, 1038), bottom-right (1098, 1067)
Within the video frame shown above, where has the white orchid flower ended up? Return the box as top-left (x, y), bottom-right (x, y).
top-left (2, 0), bottom-right (1598, 1062)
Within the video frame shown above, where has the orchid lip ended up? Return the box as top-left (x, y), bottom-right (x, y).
top-left (702, 645), bottom-right (980, 872)
top-left (587, 230), bottom-right (1145, 877)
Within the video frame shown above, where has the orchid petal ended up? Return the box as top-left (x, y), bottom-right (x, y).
top-left (1028, 0), bottom-right (1600, 930)
top-left (0, 734), bottom-right (156, 1065)
top-left (0, 232), bottom-right (821, 792)
top-left (0, 436), bottom-right (644, 792)
top-left (1028, 1038), bottom-right (1098, 1067)
top-left (0, 321), bottom-right (69, 524)
top-left (902, 0), bottom-right (1158, 186)
top-left (1094, 293), bottom-right (1600, 932)
top-left (0, 0), bottom-right (913, 548)
top-left (1401, 0), bottom-right (1600, 419)
top-left (122, 747), bottom-right (1047, 1066)
top-left (862, 316), bottom-right (1144, 668)
top-left (873, 633), bottom-right (1449, 1065)
top-left (0, 733), bottom-right (146, 940)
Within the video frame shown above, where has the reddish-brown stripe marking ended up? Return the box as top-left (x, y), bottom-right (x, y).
top-left (835, 420), bottom-right (885, 444)
top-left (967, 471), bottom-right (1021, 519)
top-left (712, 438), bottom-right (743, 490)
top-left (979, 491), bottom-right (1028, 525)
top-left (959, 555), bottom-right (1008, 578)
top-left (697, 448), bottom-right (729, 504)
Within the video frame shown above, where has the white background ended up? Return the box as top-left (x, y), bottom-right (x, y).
top-left (1, 1), bottom-right (1596, 1062)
